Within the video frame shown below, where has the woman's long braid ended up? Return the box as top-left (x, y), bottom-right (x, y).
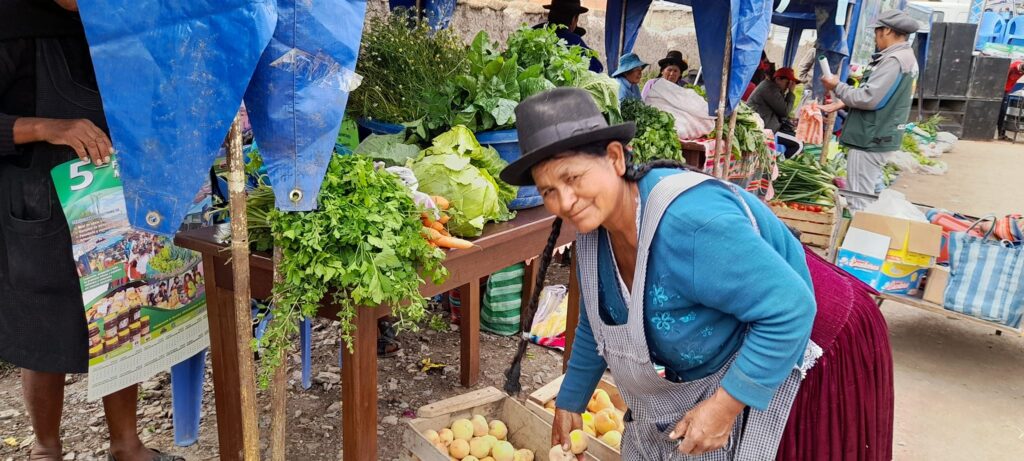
top-left (623, 158), bottom-right (690, 182)
top-left (503, 217), bottom-right (563, 395)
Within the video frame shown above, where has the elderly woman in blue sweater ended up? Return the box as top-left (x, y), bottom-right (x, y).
top-left (501, 88), bottom-right (895, 460)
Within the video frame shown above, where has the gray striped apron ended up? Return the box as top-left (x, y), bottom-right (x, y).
top-left (577, 173), bottom-right (814, 460)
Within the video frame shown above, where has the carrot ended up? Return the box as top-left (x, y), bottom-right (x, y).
top-left (434, 235), bottom-right (474, 250)
top-left (421, 226), bottom-right (443, 241)
top-left (421, 212), bottom-right (436, 228)
top-left (430, 221), bottom-right (445, 233)
top-left (438, 214), bottom-right (450, 224)
top-left (433, 196), bottom-right (450, 211)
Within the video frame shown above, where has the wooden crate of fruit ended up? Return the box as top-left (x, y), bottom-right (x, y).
top-left (404, 386), bottom-right (599, 461)
top-left (769, 201), bottom-right (843, 251)
top-left (526, 375), bottom-right (626, 461)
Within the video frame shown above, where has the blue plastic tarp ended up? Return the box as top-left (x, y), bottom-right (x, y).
top-left (388, 0), bottom-right (458, 30)
top-left (79, 0), bottom-right (276, 236)
top-left (606, 0), bottom-right (773, 116)
top-left (79, 0), bottom-right (366, 236)
top-left (243, 0), bottom-right (367, 211)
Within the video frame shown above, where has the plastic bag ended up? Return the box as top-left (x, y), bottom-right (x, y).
top-left (529, 285), bottom-right (568, 350)
top-left (935, 132), bottom-right (957, 153)
top-left (642, 79), bottom-right (717, 140)
top-left (863, 189), bottom-right (928, 221)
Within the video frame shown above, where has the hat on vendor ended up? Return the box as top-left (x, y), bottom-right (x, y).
top-left (869, 9), bottom-right (920, 35)
top-left (773, 67), bottom-right (801, 82)
top-left (543, 0), bottom-right (588, 15)
top-left (611, 52), bottom-right (648, 78)
top-left (657, 50), bottom-right (688, 72)
top-left (499, 88), bottom-right (636, 186)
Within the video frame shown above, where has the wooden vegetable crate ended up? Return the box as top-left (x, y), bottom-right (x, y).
top-left (769, 201), bottom-right (844, 252)
top-left (404, 386), bottom-right (599, 461)
top-left (526, 375), bottom-right (626, 461)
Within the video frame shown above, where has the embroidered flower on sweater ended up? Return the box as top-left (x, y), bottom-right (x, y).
top-left (650, 285), bottom-right (670, 307)
top-left (699, 326), bottom-right (714, 337)
top-left (679, 311), bottom-right (697, 323)
top-left (652, 312), bottom-right (675, 331)
top-left (680, 350), bottom-right (706, 366)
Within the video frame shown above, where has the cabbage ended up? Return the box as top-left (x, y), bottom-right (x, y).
top-left (412, 126), bottom-right (516, 237)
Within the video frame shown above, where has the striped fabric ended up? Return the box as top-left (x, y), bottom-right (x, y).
top-left (945, 229), bottom-right (1024, 328)
top-left (481, 263), bottom-right (525, 336)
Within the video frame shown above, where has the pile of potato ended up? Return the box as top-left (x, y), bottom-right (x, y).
top-left (423, 415), bottom-right (535, 461)
top-left (543, 389), bottom-right (625, 449)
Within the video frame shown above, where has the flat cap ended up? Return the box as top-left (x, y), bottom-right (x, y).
top-left (870, 9), bottom-right (920, 35)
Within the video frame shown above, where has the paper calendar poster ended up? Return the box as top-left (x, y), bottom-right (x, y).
top-left (52, 157), bottom-right (212, 400)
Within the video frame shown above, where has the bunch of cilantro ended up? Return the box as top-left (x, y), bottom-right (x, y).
top-left (249, 154), bottom-right (448, 385)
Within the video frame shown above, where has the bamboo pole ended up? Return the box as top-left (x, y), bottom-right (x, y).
top-left (269, 248), bottom-right (288, 461)
top-left (721, 111), bottom-right (739, 179)
top-left (227, 115), bottom-right (261, 460)
top-left (713, 16), bottom-right (734, 179)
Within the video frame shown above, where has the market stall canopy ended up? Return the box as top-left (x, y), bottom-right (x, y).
top-left (605, 0), bottom-right (868, 114)
top-left (78, 0), bottom-right (366, 236)
top-left (605, 0), bottom-right (774, 116)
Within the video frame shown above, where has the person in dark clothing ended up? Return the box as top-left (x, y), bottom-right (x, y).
top-left (747, 67), bottom-right (798, 133)
top-left (534, 0), bottom-right (603, 73)
top-left (997, 60), bottom-right (1024, 141)
top-left (748, 68), bottom-right (801, 157)
top-left (0, 1), bottom-right (183, 460)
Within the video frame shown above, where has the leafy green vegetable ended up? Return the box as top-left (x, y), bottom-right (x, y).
top-left (354, 133), bottom-right (420, 166)
top-left (251, 154), bottom-right (448, 386)
top-left (714, 102), bottom-right (770, 162)
top-left (504, 24), bottom-right (593, 87)
top-left (424, 126), bottom-right (518, 205)
top-left (917, 114), bottom-right (945, 137)
top-left (411, 126), bottom-right (516, 237)
top-left (621, 99), bottom-right (683, 163)
top-left (773, 153), bottom-right (838, 207)
top-left (349, 9), bottom-right (469, 124)
top-left (573, 71), bottom-right (623, 124)
top-left (684, 84), bottom-right (707, 99)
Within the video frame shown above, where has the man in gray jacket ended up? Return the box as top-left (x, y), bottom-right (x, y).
top-left (822, 9), bottom-right (919, 210)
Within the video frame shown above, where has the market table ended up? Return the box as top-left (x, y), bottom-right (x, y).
top-left (174, 206), bottom-right (577, 460)
top-left (875, 292), bottom-right (1024, 336)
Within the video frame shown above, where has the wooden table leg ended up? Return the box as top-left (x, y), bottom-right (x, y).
top-left (520, 258), bottom-right (539, 309)
top-left (460, 280), bottom-right (481, 387)
top-left (341, 307), bottom-right (383, 461)
top-left (564, 245), bottom-right (579, 371)
top-left (202, 255), bottom-right (244, 461)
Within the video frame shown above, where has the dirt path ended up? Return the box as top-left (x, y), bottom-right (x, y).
top-left (890, 139), bottom-right (1024, 217)
top-left (886, 138), bottom-right (1024, 460)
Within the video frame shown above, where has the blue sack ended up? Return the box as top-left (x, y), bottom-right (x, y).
top-left (944, 216), bottom-right (1024, 328)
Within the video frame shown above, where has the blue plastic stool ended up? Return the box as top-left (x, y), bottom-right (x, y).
top-left (169, 305), bottom-right (313, 447)
top-left (170, 349), bottom-right (206, 447)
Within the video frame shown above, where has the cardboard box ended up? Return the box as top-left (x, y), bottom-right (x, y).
top-left (923, 266), bottom-right (950, 306)
top-left (849, 213), bottom-right (943, 267)
top-left (836, 225), bottom-right (930, 295)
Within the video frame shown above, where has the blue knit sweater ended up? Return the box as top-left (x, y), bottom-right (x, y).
top-left (555, 169), bottom-right (815, 412)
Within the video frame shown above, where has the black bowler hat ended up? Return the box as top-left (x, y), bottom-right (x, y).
top-left (499, 88), bottom-right (636, 186)
top-left (658, 50), bottom-right (688, 72)
top-left (544, 0), bottom-right (589, 15)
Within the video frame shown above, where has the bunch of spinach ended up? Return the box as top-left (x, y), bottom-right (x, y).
top-left (621, 99), bottom-right (683, 163)
top-left (249, 154), bottom-right (448, 385)
top-left (504, 24), bottom-right (593, 87)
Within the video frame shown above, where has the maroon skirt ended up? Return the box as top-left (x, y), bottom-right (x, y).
top-left (775, 249), bottom-right (894, 461)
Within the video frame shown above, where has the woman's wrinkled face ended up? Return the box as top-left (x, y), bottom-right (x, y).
top-left (531, 143), bottom-right (628, 234)
top-left (662, 65), bottom-right (682, 83)
top-left (625, 67), bottom-right (644, 85)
